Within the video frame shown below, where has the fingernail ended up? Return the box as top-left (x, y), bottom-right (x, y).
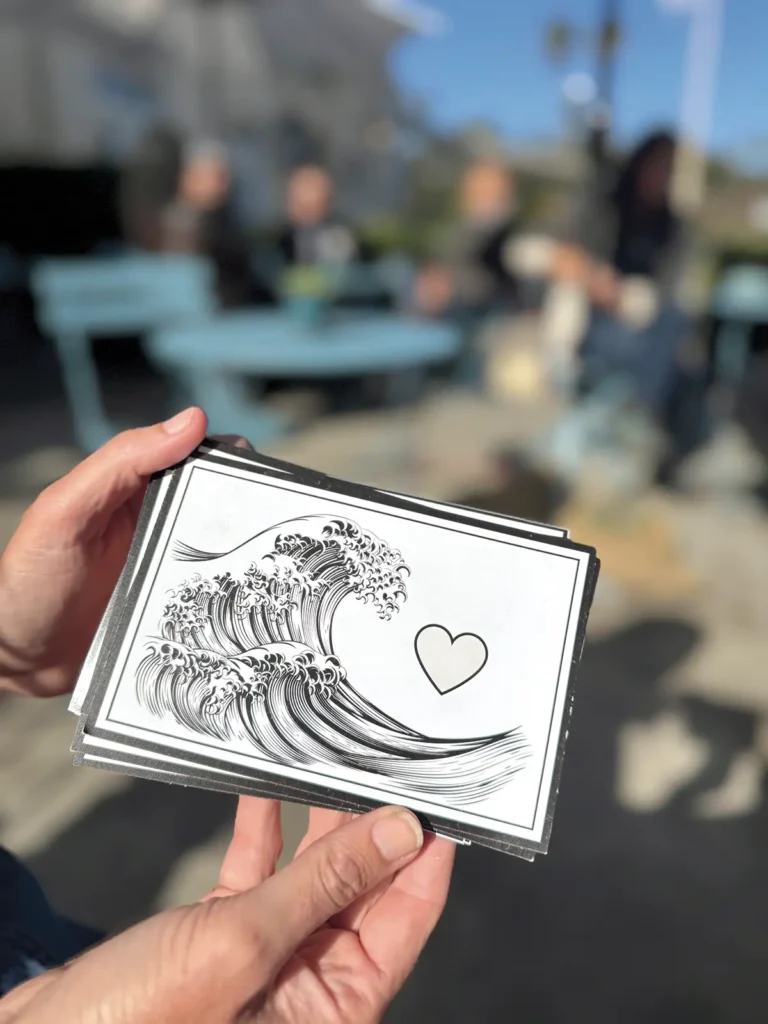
top-left (372, 810), bottom-right (423, 862)
top-left (163, 408), bottom-right (195, 435)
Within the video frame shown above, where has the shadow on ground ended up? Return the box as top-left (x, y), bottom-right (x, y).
top-left (388, 619), bottom-right (768, 1024)
top-left (27, 783), bottom-right (237, 933)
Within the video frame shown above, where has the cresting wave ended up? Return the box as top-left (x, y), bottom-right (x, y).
top-left (136, 515), bottom-right (528, 804)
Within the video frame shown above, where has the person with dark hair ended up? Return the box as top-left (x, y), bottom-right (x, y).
top-left (576, 131), bottom-right (694, 417)
top-left (274, 165), bottom-right (365, 272)
top-left (120, 125), bottom-right (184, 252)
top-left (158, 140), bottom-right (257, 309)
top-left (539, 129), bottom-right (709, 469)
top-left (413, 161), bottom-right (523, 386)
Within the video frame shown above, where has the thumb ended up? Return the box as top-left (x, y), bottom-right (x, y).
top-left (227, 806), bottom-right (424, 972)
top-left (0, 971), bottom-right (60, 1021)
top-left (0, 809), bottom-right (424, 1024)
top-left (24, 408), bottom-right (208, 541)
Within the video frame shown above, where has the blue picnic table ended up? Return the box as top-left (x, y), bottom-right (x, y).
top-left (147, 310), bottom-right (462, 441)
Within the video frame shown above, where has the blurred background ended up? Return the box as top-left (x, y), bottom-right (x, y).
top-left (2, 0), bottom-right (768, 1020)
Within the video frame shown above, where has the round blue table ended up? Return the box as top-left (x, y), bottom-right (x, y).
top-left (148, 310), bottom-right (461, 440)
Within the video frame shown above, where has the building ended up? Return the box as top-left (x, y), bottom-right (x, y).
top-left (0, 0), bottom-right (439, 221)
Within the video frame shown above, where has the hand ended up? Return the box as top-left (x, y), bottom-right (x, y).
top-left (1, 801), bottom-right (456, 1024)
top-left (0, 409), bottom-right (208, 697)
top-left (551, 243), bottom-right (590, 285)
top-left (587, 263), bottom-right (621, 312)
top-left (414, 265), bottom-right (453, 317)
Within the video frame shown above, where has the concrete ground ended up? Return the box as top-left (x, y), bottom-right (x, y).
top-left (1, 325), bottom-right (768, 1022)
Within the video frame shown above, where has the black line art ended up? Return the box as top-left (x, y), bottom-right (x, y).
top-left (135, 515), bottom-right (529, 805)
top-left (414, 624), bottom-right (489, 695)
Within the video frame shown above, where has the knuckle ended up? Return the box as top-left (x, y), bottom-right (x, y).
top-left (178, 900), bottom-right (235, 962)
top-left (316, 841), bottom-right (373, 911)
top-left (182, 899), bottom-right (272, 984)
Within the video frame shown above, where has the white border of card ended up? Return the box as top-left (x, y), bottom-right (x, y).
top-left (71, 441), bottom-right (599, 859)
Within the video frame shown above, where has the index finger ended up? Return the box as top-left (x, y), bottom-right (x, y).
top-left (205, 797), bottom-right (283, 899)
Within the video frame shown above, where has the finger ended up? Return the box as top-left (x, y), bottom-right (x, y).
top-left (0, 968), bottom-right (63, 1020)
top-left (295, 808), bottom-right (379, 933)
top-left (293, 807), bottom-right (356, 859)
top-left (230, 806), bottom-right (423, 970)
top-left (358, 834), bottom-right (455, 995)
top-left (333, 830), bottom-right (454, 939)
top-left (331, 875), bottom-right (391, 933)
top-left (206, 797), bottom-right (283, 899)
top-left (26, 408), bottom-right (208, 542)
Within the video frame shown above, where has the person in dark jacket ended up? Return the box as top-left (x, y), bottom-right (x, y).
top-left (415, 160), bottom-right (522, 319)
top-left (274, 165), bottom-right (364, 271)
top-left (159, 140), bottom-right (256, 309)
top-left (413, 160), bottom-right (523, 385)
top-left (574, 130), bottom-right (694, 416)
top-left (120, 124), bottom-right (183, 252)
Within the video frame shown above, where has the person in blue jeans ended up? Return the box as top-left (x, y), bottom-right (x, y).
top-left (0, 408), bottom-right (453, 1023)
top-left (574, 130), bottom-right (710, 464)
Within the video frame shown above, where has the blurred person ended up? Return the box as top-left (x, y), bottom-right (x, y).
top-left (0, 411), bottom-right (454, 1019)
top-left (415, 160), bottom-right (522, 321)
top-left (522, 130), bottom-right (708, 486)
top-left (267, 164), bottom-right (390, 408)
top-left (412, 161), bottom-right (524, 386)
top-left (275, 164), bottom-right (365, 271)
top-left (159, 140), bottom-right (256, 308)
top-left (563, 131), bottom-right (703, 456)
top-left (120, 124), bottom-right (183, 252)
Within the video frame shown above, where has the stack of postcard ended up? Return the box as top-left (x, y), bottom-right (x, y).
top-left (69, 440), bottom-right (599, 861)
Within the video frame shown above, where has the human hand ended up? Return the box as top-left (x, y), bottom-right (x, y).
top-left (414, 265), bottom-right (453, 317)
top-left (551, 243), bottom-right (590, 285)
top-left (0, 409), bottom-right (208, 698)
top-left (1, 800), bottom-right (455, 1024)
top-left (587, 263), bottom-right (621, 312)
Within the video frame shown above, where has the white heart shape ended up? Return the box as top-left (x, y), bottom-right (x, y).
top-left (414, 625), bottom-right (488, 696)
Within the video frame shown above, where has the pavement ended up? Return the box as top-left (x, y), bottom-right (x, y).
top-left (1, 326), bottom-right (768, 1022)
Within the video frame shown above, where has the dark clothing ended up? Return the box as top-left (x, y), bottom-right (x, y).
top-left (274, 221), bottom-right (367, 269)
top-left (160, 200), bottom-right (255, 309)
top-left (570, 171), bottom-right (690, 309)
top-left (266, 221), bottom-right (391, 311)
top-left (581, 306), bottom-right (690, 414)
top-left (736, 349), bottom-right (768, 461)
top-left (567, 168), bottom-right (703, 459)
top-left (120, 126), bottom-right (184, 253)
top-left (0, 847), bottom-right (101, 996)
top-left (442, 215), bottom-right (521, 312)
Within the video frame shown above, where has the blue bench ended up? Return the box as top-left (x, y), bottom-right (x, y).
top-left (32, 255), bottom-right (215, 451)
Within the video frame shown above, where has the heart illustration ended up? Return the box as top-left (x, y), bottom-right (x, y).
top-left (414, 624), bottom-right (489, 696)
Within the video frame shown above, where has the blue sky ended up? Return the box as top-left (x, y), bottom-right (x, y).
top-left (392, 0), bottom-right (768, 159)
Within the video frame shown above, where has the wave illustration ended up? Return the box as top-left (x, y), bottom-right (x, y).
top-left (136, 515), bottom-right (529, 804)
